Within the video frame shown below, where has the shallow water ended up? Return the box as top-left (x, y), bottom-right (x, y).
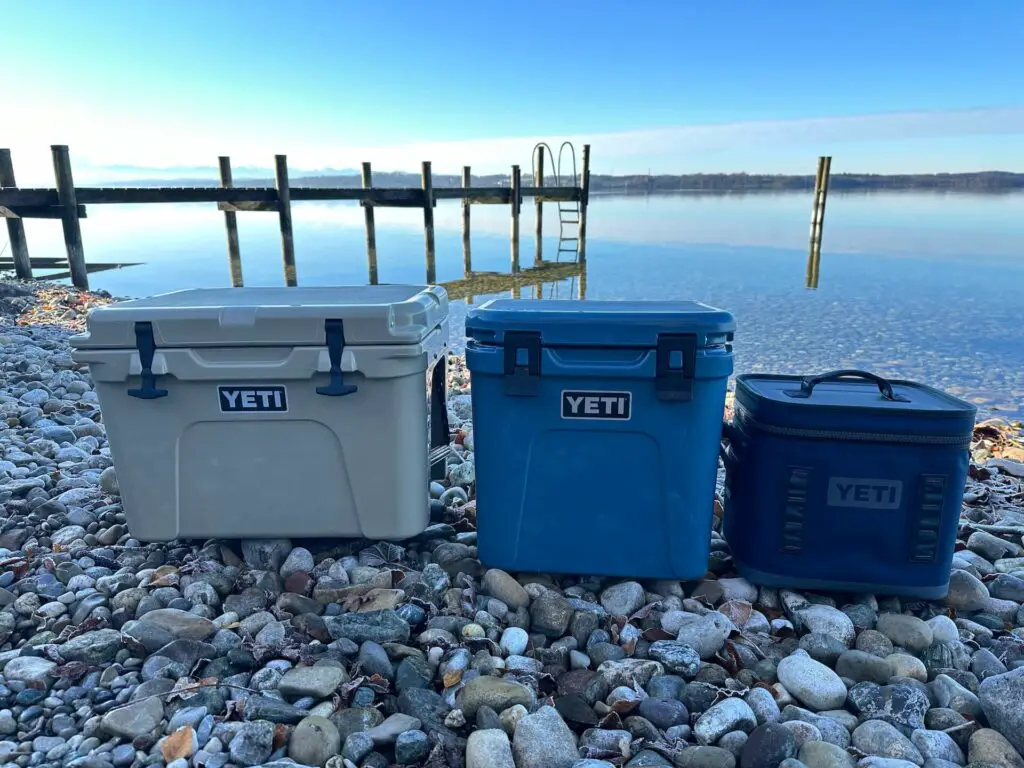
top-left (11, 189), bottom-right (1024, 415)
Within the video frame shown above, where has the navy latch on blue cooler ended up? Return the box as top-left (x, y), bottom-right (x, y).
top-left (465, 299), bottom-right (735, 579)
top-left (722, 369), bottom-right (977, 598)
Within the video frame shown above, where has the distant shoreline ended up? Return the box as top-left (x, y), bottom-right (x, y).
top-left (587, 185), bottom-right (1024, 197)
top-left (107, 169), bottom-right (1024, 193)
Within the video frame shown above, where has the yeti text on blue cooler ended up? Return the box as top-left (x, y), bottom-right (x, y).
top-left (827, 477), bottom-right (903, 509)
top-left (561, 390), bottom-right (632, 421)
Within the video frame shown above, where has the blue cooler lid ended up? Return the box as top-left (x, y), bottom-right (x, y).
top-left (735, 370), bottom-right (977, 438)
top-left (465, 299), bottom-right (735, 347)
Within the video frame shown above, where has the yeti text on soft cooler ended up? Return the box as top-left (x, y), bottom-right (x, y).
top-left (218, 385), bottom-right (288, 413)
top-left (827, 477), bottom-right (903, 509)
top-left (561, 390), bottom-right (632, 420)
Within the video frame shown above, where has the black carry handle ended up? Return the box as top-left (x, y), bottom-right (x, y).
top-left (784, 369), bottom-right (909, 402)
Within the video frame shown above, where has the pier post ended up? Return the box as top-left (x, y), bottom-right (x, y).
top-left (218, 156), bottom-right (244, 287)
top-left (578, 144), bottom-right (591, 264)
top-left (807, 155), bottom-right (831, 288)
top-left (275, 154), bottom-right (297, 286)
top-left (0, 149), bottom-right (32, 281)
top-left (362, 162), bottom-right (378, 285)
top-left (461, 166), bottom-right (472, 275)
top-left (50, 145), bottom-right (88, 290)
top-left (534, 149), bottom-right (544, 264)
top-left (422, 161), bottom-right (436, 284)
top-left (510, 165), bottom-right (521, 273)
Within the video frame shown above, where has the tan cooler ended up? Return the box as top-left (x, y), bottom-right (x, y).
top-left (70, 285), bottom-right (449, 541)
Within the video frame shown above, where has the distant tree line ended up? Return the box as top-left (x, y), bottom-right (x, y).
top-left (585, 171), bottom-right (1024, 193)
top-left (288, 170), bottom-right (1024, 193)
top-left (118, 169), bottom-right (1024, 192)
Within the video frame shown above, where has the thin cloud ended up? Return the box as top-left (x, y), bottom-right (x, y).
top-left (5, 105), bottom-right (1023, 182)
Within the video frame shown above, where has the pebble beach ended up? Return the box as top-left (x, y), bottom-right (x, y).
top-left (1, 283), bottom-right (1024, 768)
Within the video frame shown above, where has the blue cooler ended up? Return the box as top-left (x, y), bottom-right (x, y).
top-left (723, 370), bottom-right (976, 598)
top-left (465, 299), bottom-right (735, 578)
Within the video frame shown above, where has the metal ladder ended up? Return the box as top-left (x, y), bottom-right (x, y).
top-left (532, 141), bottom-right (580, 260)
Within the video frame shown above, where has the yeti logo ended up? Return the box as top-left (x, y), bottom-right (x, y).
top-left (827, 477), bottom-right (903, 509)
top-left (218, 386), bottom-right (288, 413)
top-left (561, 390), bottom-right (632, 421)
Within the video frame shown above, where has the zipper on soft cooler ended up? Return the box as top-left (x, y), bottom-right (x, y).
top-left (734, 406), bottom-right (972, 448)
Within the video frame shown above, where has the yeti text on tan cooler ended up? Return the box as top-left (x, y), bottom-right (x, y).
top-left (561, 390), bottom-right (632, 421)
top-left (827, 477), bottom-right (903, 509)
top-left (218, 385), bottom-right (289, 413)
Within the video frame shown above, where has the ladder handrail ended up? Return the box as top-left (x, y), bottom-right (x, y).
top-left (532, 140), bottom-right (582, 263)
top-left (557, 141), bottom-right (578, 189)
top-left (531, 143), bottom-right (555, 187)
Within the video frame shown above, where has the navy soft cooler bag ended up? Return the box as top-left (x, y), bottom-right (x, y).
top-left (465, 299), bottom-right (735, 579)
top-left (723, 369), bottom-right (976, 598)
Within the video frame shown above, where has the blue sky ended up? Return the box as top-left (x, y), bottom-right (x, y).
top-left (5, 1), bottom-right (1024, 180)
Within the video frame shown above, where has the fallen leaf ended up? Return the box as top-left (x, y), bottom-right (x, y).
top-left (719, 600), bottom-right (753, 628)
top-left (273, 723), bottom-right (290, 751)
top-left (161, 726), bottom-right (195, 762)
top-left (642, 627), bottom-right (675, 642)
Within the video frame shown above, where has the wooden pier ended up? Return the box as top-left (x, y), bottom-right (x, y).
top-left (0, 144), bottom-right (591, 291)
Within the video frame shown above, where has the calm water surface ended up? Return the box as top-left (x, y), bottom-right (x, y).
top-left (11, 190), bottom-right (1024, 415)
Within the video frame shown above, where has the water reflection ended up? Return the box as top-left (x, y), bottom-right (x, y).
top-left (439, 259), bottom-right (586, 303)
top-left (805, 247), bottom-right (821, 289)
top-left (6, 191), bottom-right (1021, 416)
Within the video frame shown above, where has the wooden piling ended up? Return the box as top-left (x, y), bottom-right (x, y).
top-left (50, 145), bottom-right (88, 290)
top-left (534, 150), bottom-right (544, 264)
top-left (578, 144), bottom-right (591, 264)
top-left (422, 161), bottom-right (436, 284)
top-left (807, 155), bottom-right (832, 288)
top-left (461, 166), bottom-right (472, 275)
top-left (0, 150), bottom-right (33, 280)
top-left (510, 165), bottom-right (521, 273)
top-left (218, 157), bottom-right (244, 287)
top-left (362, 162), bottom-right (378, 285)
top-left (577, 261), bottom-right (588, 300)
top-left (275, 154), bottom-right (297, 286)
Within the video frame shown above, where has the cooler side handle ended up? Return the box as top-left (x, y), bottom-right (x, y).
top-left (909, 474), bottom-right (946, 563)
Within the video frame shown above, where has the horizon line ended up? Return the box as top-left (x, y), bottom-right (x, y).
top-left (79, 167), bottom-right (1024, 182)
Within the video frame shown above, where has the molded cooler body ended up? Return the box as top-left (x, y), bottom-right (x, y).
top-left (465, 299), bottom-right (735, 579)
top-left (70, 286), bottom-right (450, 542)
top-left (723, 371), bottom-right (976, 598)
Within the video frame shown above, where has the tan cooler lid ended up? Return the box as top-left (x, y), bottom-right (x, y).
top-left (71, 285), bottom-right (448, 349)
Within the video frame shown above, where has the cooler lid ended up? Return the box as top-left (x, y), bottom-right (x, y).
top-left (465, 299), bottom-right (735, 347)
top-left (71, 285), bottom-right (448, 349)
top-left (736, 370), bottom-right (977, 432)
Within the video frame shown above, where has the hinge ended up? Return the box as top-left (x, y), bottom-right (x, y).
top-left (503, 331), bottom-right (541, 397)
top-left (127, 322), bottom-right (168, 400)
top-left (655, 333), bottom-right (697, 402)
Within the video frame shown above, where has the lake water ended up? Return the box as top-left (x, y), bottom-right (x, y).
top-left (9, 190), bottom-right (1024, 416)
